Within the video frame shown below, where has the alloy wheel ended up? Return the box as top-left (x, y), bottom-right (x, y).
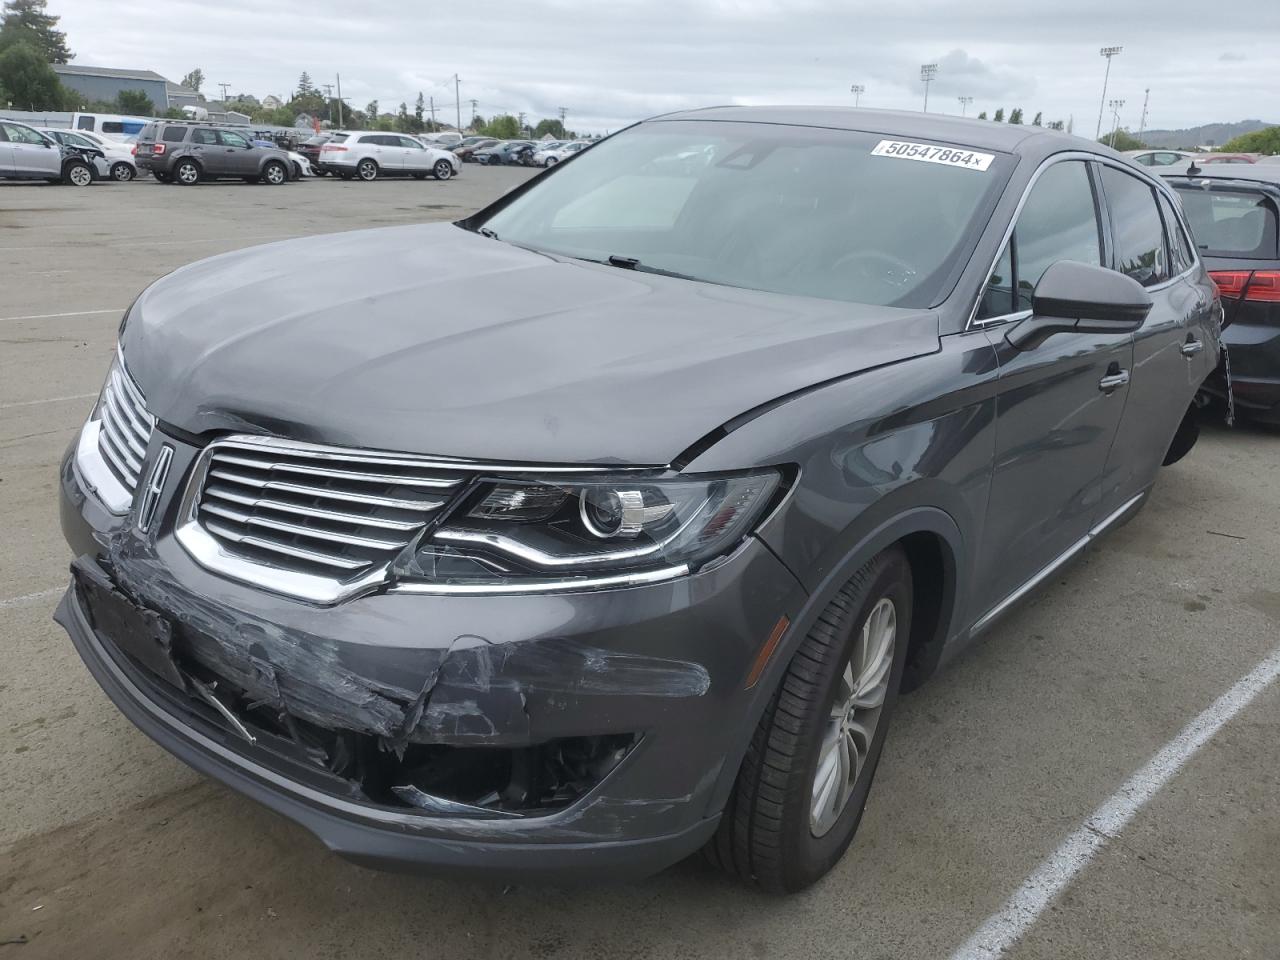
top-left (111, 163), bottom-right (134, 182)
top-left (67, 163), bottom-right (92, 187)
top-left (434, 160), bottom-right (452, 180)
top-left (264, 162), bottom-right (286, 185)
top-left (358, 159), bottom-right (378, 181)
top-left (177, 162), bottom-right (199, 185)
top-left (809, 597), bottom-right (896, 837)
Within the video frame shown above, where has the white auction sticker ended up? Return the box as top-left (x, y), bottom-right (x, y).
top-left (870, 139), bottom-right (995, 172)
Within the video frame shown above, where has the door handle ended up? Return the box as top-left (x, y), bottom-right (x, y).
top-left (1181, 339), bottom-right (1204, 358)
top-left (1098, 371), bottom-right (1130, 392)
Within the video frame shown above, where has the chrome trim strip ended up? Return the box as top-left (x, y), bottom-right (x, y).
top-left (206, 470), bottom-right (445, 513)
top-left (213, 433), bottom-right (660, 475)
top-left (389, 564), bottom-right (690, 596)
top-left (971, 491), bottom-right (1146, 635)
top-left (74, 419), bottom-right (133, 514)
top-left (966, 152), bottom-right (1199, 331)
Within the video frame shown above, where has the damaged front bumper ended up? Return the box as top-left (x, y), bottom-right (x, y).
top-left (56, 437), bottom-right (804, 879)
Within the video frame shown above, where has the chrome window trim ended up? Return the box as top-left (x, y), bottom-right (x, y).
top-left (389, 564), bottom-right (691, 596)
top-left (966, 152), bottom-right (1200, 331)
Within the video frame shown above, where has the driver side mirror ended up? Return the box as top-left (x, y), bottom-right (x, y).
top-left (1006, 260), bottom-right (1152, 351)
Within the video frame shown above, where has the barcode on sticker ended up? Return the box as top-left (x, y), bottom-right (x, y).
top-left (871, 140), bottom-right (994, 172)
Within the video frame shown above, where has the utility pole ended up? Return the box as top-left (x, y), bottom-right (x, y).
top-left (958, 96), bottom-right (973, 117)
top-left (218, 82), bottom-right (231, 103)
top-left (1138, 87), bottom-right (1150, 140)
top-left (920, 64), bottom-right (938, 113)
top-left (518, 111), bottom-right (527, 138)
top-left (453, 74), bottom-right (461, 132)
top-left (1108, 98), bottom-right (1125, 147)
top-left (428, 96), bottom-right (437, 127)
top-left (1096, 46), bottom-right (1123, 139)
top-left (321, 83), bottom-right (334, 123)
top-left (850, 84), bottom-right (865, 107)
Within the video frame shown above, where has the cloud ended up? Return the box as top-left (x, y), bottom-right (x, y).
top-left (53, 0), bottom-right (1280, 132)
top-left (1219, 51), bottom-right (1247, 62)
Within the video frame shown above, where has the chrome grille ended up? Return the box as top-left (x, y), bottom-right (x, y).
top-left (96, 355), bottom-right (156, 494)
top-left (179, 437), bottom-right (471, 601)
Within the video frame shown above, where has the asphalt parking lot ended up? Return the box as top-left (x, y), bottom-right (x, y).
top-left (2, 171), bottom-right (1277, 959)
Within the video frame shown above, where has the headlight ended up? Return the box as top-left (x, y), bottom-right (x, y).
top-left (392, 470), bottom-right (782, 588)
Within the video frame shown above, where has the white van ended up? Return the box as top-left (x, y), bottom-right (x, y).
top-left (69, 112), bottom-right (152, 141)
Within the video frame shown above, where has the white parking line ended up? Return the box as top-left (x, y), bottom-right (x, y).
top-left (0, 586), bottom-right (64, 610)
top-left (0, 308), bottom-right (121, 322)
top-left (0, 393), bottom-right (97, 410)
top-left (949, 644), bottom-right (1280, 960)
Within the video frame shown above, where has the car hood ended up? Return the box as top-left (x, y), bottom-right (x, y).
top-left (121, 223), bottom-right (940, 465)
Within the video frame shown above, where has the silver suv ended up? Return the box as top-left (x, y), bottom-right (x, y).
top-left (319, 132), bottom-right (460, 182)
top-left (0, 119), bottom-right (99, 185)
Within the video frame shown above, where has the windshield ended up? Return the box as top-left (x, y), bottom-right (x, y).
top-left (479, 120), bottom-right (1010, 307)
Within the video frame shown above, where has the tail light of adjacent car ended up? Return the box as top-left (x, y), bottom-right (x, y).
top-left (1209, 270), bottom-right (1280, 303)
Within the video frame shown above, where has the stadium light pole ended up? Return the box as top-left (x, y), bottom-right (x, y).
top-left (1108, 98), bottom-right (1125, 148)
top-left (850, 84), bottom-right (865, 107)
top-left (958, 96), bottom-right (973, 117)
top-left (920, 64), bottom-right (938, 113)
top-left (1096, 46), bottom-right (1123, 139)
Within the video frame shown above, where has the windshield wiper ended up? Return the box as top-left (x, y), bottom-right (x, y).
top-left (602, 254), bottom-right (699, 282)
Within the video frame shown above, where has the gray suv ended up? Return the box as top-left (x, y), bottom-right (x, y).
top-left (55, 108), bottom-right (1220, 892)
top-left (135, 122), bottom-right (295, 185)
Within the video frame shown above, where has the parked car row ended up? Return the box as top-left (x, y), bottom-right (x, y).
top-left (447, 135), bottom-right (593, 166)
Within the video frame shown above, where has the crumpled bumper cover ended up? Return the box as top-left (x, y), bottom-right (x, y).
top-left (54, 437), bottom-right (805, 878)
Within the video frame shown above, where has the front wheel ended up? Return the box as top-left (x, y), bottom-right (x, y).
top-left (433, 159), bottom-right (453, 180)
top-left (707, 546), bottom-right (912, 893)
top-left (356, 158), bottom-right (378, 181)
top-left (63, 160), bottom-right (93, 187)
top-left (262, 160), bottom-right (288, 185)
top-left (110, 162), bottom-right (135, 182)
top-left (545, 156), bottom-right (558, 166)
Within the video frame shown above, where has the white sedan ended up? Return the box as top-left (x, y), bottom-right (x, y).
top-left (40, 127), bottom-right (135, 180)
top-left (540, 140), bottom-right (591, 166)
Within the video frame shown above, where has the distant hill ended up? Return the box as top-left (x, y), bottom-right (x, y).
top-left (1140, 120), bottom-right (1275, 149)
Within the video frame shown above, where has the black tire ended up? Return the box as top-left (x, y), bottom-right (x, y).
top-left (110, 162), bottom-right (135, 182)
top-left (312, 168), bottom-right (327, 177)
top-left (63, 160), bottom-right (93, 187)
top-left (262, 160), bottom-right (288, 185)
top-left (174, 159), bottom-right (201, 186)
top-left (153, 171), bottom-right (171, 183)
top-left (339, 172), bottom-right (353, 180)
top-left (707, 546), bottom-right (913, 893)
top-left (356, 158), bottom-right (378, 181)
top-left (412, 172), bottom-right (428, 179)
top-left (1164, 403), bottom-right (1201, 465)
top-left (433, 159), bottom-right (453, 180)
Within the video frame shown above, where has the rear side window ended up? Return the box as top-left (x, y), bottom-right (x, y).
top-left (193, 129), bottom-right (218, 144)
top-left (1158, 194), bottom-right (1196, 274)
top-left (1101, 166), bottom-right (1169, 287)
top-left (977, 160), bottom-right (1101, 319)
top-left (162, 126), bottom-right (188, 142)
top-left (1173, 186), bottom-right (1279, 260)
top-left (218, 131), bottom-right (250, 148)
top-left (101, 122), bottom-right (123, 134)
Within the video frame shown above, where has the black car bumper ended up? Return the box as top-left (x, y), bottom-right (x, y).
top-left (1202, 321), bottom-right (1280, 423)
top-left (55, 437), bottom-right (804, 879)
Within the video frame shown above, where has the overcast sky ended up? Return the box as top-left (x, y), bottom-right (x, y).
top-left (54, 0), bottom-right (1278, 135)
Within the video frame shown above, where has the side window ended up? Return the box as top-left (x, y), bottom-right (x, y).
top-left (1101, 167), bottom-right (1169, 287)
top-left (162, 126), bottom-right (188, 142)
top-left (1158, 194), bottom-right (1196, 274)
top-left (76, 116), bottom-right (95, 130)
top-left (977, 241), bottom-right (1014, 319)
top-left (219, 131), bottom-right (250, 148)
top-left (399, 136), bottom-right (423, 149)
top-left (193, 129), bottom-right (218, 144)
top-left (975, 161), bottom-right (1102, 321)
top-left (101, 122), bottom-right (123, 134)
top-left (3, 123), bottom-right (47, 145)
top-left (0, 125), bottom-right (8, 142)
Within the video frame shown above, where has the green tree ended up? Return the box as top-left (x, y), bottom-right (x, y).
top-left (532, 118), bottom-right (566, 139)
top-left (114, 88), bottom-right (155, 115)
top-left (297, 71), bottom-right (314, 97)
top-left (1221, 126), bottom-right (1280, 155)
top-left (414, 91), bottom-right (424, 128)
top-left (1100, 128), bottom-right (1145, 150)
top-left (1031, 111), bottom-right (1043, 127)
top-left (179, 68), bottom-right (204, 93)
top-left (364, 99), bottom-right (378, 126)
top-left (1009, 108), bottom-right (1023, 124)
top-left (976, 110), bottom-right (987, 120)
top-left (0, 38), bottom-right (61, 107)
top-left (469, 113), bottom-right (485, 132)
top-left (992, 108), bottom-right (1004, 122)
top-left (1, 0), bottom-right (70, 63)
top-left (485, 114), bottom-right (520, 139)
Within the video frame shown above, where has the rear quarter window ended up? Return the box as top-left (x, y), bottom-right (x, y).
top-left (162, 126), bottom-right (188, 142)
top-left (1173, 185), bottom-right (1279, 260)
